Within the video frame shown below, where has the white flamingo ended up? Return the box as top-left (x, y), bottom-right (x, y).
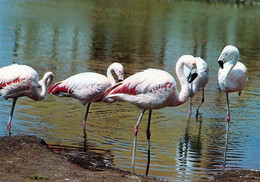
top-left (217, 45), bottom-right (248, 166)
top-left (48, 62), bottom-right (124, 131)
top-left (104, 55), bottom-right (198, 175)
top-left (0, 64), bottom-right (54, 135)
top-left (188, 57), bottom-right (209, 119)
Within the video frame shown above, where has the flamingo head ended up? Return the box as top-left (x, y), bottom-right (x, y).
top-left (187, 68), bottom-right (198, 83)
top-left (111, 62), bottom-right (124, 82)
top-left (185, 56), bottom-right (198, 83)
top-left (218, 45), bottom-right (239, 69)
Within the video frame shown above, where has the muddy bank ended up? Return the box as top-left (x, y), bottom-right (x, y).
top-left (0, 135), bottom-right (162, 182)
top-left (1, 135), bottom-right (260, 181)
top-left (211, 169), bottom-right (260, 182)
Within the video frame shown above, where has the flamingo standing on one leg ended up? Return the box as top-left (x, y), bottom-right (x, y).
top-left (104, 55), bottom-right (198, 175)
top-left (0, 64), bottom-right (54, 135)
top-left (188, 57), bottom-right (209, 119)
top-left (217, 45), bottom-right (248, 167)
top-left (48, 62), bottom-right (124, 132)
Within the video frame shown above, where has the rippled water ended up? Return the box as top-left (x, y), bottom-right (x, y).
top-left (0, 0), bottom-right (259, 181)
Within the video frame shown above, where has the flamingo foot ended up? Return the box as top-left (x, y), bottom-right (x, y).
top-left (7, 123), bottom-right (11, 131)
top-left (189, 110), bottom-right (192, 117)
top-left (226, 115), bottom-right (230, 123)
top-left (82, 121), bottom-right (86, 129)
top-left (133, 127), bottom-right (138, 136)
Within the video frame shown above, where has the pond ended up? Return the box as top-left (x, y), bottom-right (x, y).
top-left (0, 0), bottom-right (259, 181)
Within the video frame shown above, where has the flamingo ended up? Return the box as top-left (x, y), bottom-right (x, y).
top-left (188, 57), bottom-right (209, 119)
top-left (104, 55), bottom-right (198, 175)
top-left (217, 45), bottom-right (248, 166)
top-left (48, 62), bottom-right (124, 132)
top-left (0, 64), bottom-right (54, 135)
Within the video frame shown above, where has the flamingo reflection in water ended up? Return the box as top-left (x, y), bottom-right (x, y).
top-left (177, 116), bottom-right (203, 177)
top-left (104, 55), bottom-right (198, 175)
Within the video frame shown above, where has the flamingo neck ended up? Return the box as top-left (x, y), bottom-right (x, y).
top-left (172, 61), bottom-right (191, 106)
top-left (221, 52), bottom-right (239, 80)
top-left (107, 66), bottom-right (116, 86)
top-left (37, 72), bottom-right (54, 101)
top-left (190, 81), bottom-right (201, 97)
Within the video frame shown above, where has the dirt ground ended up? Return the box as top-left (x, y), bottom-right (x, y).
top-left (0, 135), bottom-right (260, 182)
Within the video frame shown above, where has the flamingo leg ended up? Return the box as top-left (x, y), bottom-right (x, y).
top-left (132, 109), bottom-right (145, 173)
top-left (223, 93), bottom-right (230, 168)
top-left (189, 97), bottom-right (192, 118)
top-left (83, 103), bottom-right (91, 130)
top-left (7, 98), bottom-right (17, 136)
top-left (145, 110), bottom-right (152, 176)
top-left (189, 83), bottom-right (193, 117)
top-left (195, 87), bottom-right (205, 120)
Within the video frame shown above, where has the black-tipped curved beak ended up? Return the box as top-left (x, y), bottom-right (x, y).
top-left (218, 60), bottom-right (224, 69)
top-left (187, 69), bottom-right (198, 83)
top-left (118, 79), bottom-right (123, 82)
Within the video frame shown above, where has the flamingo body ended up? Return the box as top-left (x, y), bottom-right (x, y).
top-left (218, 61), bottom-right (247, 93)
top-left (104, 55), bottom-right (198, 175)
top-left (48, 62), bottom-right (124, 130)
top-left (0, 64), bottom-right (54, 135)
top-left (0, 64), bottom-right (38, 100)
top-left (190, 57), bottom-right (209, 97)
top-left (48, 72), bottom-right (112, 105)
top-left (188, 57), bottom-right (209, 118)
top-left (217, 45), bottom-right (248, 167)
top-left (107, 69), bottom-right (178, 110)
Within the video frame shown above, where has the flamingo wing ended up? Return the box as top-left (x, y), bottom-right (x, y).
top-left (49, 72), bottom-right (111, 105)
top-left (0, 64), bottom-right (38, 88)
top-left (105, 69), bottom-right (177, 109)
top-left (108, 69), bottom-right (175, 95)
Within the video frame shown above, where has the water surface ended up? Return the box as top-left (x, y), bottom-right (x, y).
top-left (0, 1), bottom-right (259, 181)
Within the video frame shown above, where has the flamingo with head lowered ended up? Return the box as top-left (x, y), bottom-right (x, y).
top-left (0, 64), bottom-right (54, 135)
top-left (188, 57), bottom-right (209, 119)
top-left (48, 62), bottom-right (124, 132)
top-left (104, 55), bottom-right (198, 175)
top-left (217, 45), bottom-right (248, 166)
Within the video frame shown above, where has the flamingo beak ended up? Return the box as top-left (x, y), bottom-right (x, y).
top-left (118, 75), bottom-right (124, 82)
top-left (187, 69), bottom-right (198, 83)
top-left (218, 60), bottom-right (224, 69)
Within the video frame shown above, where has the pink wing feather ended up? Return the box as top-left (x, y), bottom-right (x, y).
top-left (0, 78), bottom-right (22, 88)
top-left (106, 69), bottom-right (175, 96)
top-left (48, 81), bottom-right (72, 94)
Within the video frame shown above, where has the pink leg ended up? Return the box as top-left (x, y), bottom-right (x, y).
top-left (132, 109), bottom-right (145, 173)
top-left (224, 93), bottom-right (230, 167)
top-left (7, 98), bottom-right (17, 136)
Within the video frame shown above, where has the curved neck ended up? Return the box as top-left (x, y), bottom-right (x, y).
top-left (37, 72), bottom-right (54, 101)
top-left (222, 53), bottom-right (238, 79)
top-left (107, 66), bottom-right (116, 86)
top-left (171, 61), bottom-right (191, 106)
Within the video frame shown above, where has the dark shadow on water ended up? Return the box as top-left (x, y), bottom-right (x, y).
top-left (48, 129), bottom-right (115, 170)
